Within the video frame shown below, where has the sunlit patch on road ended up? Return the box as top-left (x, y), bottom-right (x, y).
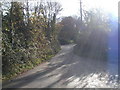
top-left (65, 73), bottom-right (119, 88)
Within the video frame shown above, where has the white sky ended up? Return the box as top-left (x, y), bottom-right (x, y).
top-left (55, 0), bottom-right (119, 17)
top-left (4, 0), bottom-right (119, 17)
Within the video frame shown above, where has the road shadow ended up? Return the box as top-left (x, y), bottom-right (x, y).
top-left (2, 44), bottom-right (118, 88)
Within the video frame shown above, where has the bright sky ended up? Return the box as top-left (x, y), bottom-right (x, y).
top-left (4, 0), bottom-right (119, 17)
top-left (55, 0), bottom-right (119, 17)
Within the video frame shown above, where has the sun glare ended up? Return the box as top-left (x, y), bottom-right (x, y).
top-left (84, 0), bottom-right (118, 16)
top-left (56, 0), bottom-right (119, 17)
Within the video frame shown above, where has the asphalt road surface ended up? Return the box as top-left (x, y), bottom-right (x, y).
top-left (3, 44), bottom-right (119, 88)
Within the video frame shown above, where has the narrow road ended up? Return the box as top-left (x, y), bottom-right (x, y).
top-left (3, 44), bottom-right (119, 88)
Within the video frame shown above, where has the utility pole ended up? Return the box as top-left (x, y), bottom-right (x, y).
top-left (80, 0), bottom-right (82, 22)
